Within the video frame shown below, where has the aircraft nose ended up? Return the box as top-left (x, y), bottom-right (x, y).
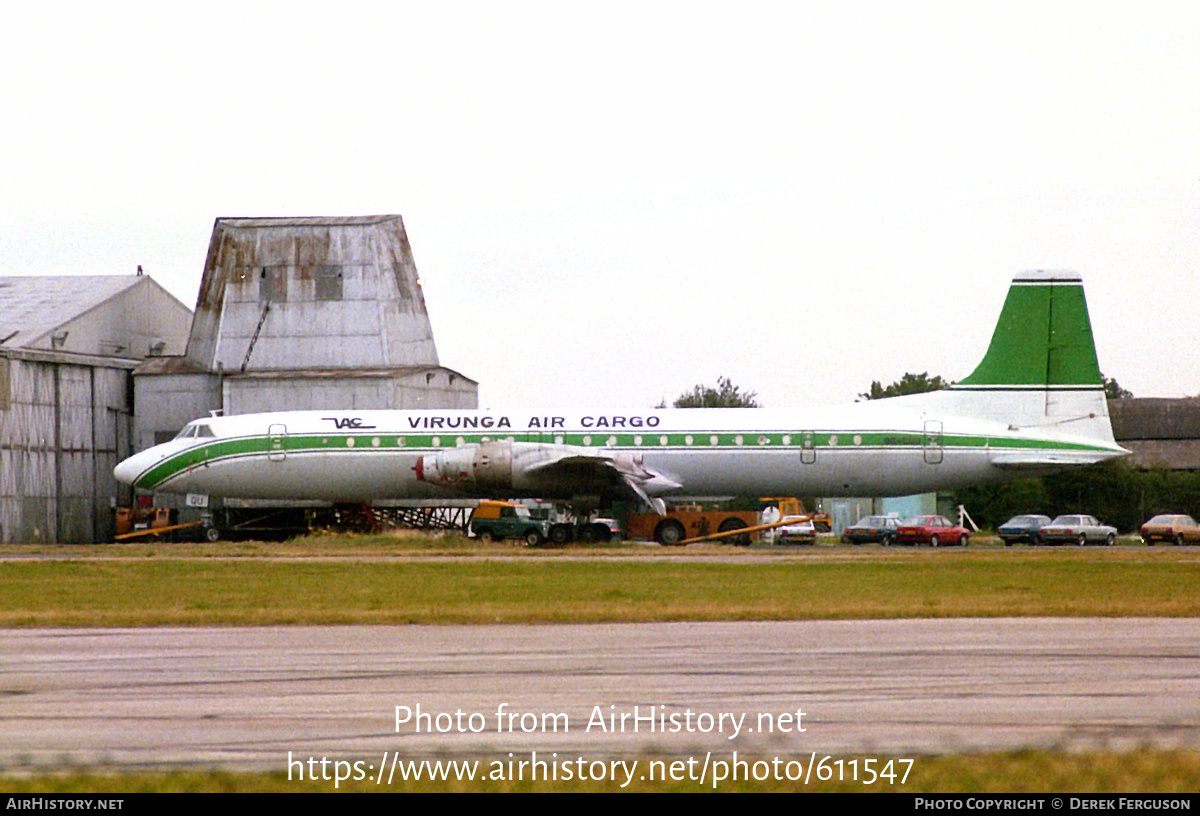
top-left (113, 452), bottom-right (146, 487)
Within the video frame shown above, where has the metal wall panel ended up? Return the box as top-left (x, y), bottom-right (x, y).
top-left (0, 355), bottom-right (134, 544)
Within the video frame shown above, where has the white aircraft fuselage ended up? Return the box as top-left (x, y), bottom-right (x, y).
top-left (113, 402), bottom-right (1122, 503)
top-left (114, 271), bottom-right (1128, 507)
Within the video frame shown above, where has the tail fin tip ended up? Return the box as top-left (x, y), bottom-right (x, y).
top-left (957, 269), bottom-right (1102, 390)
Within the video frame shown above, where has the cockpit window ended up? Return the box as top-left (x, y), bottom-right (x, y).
top-left (173, 422), bottom-right (215, 440)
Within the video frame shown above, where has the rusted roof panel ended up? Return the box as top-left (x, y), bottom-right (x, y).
top-left (221, 365), bottom-right (477, 383)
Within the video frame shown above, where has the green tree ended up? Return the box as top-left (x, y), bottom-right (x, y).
top-left (1103, 375), bottom-right (1133, 399)
top-left (670, 376), bottom-right (760, 408)
top-left (859, 372), bottom-right (950, 401)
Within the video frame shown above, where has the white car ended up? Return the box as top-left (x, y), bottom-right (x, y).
top-left (1039, 514), bottom-right (1118, 546)
top-left (774, 516), bottom-right (816, 545)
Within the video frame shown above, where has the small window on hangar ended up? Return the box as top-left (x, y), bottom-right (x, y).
top-left (316, 265), bottom-right (343, 301)
top-left (259, 266), bottom-right (288, 302)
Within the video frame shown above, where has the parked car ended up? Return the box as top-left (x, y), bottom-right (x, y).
top-left (1039, 514), bottom-right (1117, 546)
top-left (895, 515), bottom-right (970, 547)
top-left (998, 514), bottom-right (1052, 546)
top-left (841, 515), bottom-right (903, 545)
top-left (774, 516), bottom-right (817, 545)
top-left (1140, 514), bottom-right (1200, 546)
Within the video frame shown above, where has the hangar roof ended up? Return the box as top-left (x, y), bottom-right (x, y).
top-left (0, 275), bottom-right (141, 347)
top-left (0, 274), bottom-right (192, 360)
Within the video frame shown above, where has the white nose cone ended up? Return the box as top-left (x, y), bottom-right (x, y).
top-left (114, 452), bottom-right (146, 487)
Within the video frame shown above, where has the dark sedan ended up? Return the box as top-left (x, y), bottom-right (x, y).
top-left (841, 515), bottom-right (903, 545)
top-left (998, 514), bottom-right (1052, 546)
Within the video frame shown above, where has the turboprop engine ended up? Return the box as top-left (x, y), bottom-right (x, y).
top-left (414, 441), bottom-right (514, 489)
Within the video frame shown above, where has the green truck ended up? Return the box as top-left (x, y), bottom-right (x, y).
top-left (468, 501), bottom-right (553, 546)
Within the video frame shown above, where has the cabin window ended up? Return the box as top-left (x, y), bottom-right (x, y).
top-left (316, 265), bottom-right (343, 301)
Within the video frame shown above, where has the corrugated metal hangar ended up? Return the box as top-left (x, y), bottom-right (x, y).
top-left (0, 275), bottom-right (191, 543)
top-left (2, 214), bottom-right (477, 544)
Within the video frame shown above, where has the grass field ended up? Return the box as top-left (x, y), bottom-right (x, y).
top-left (0, 535), bottom-right (1198, 625)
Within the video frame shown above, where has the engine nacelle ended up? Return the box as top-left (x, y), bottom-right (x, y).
top-left (414, 441), bottom-right (514, 489)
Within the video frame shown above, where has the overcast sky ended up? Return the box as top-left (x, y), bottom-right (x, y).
top-left (3, 1), bottom-right (1198, 410)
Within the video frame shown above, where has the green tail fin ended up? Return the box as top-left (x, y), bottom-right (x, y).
top-left (957, 270), bottom-right (1103, 389)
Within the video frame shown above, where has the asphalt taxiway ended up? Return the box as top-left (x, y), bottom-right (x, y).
top-left (1, 618), bottom-right (1197, 771)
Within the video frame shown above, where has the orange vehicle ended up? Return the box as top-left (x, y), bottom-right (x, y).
top-left (625, 504), bottom-right (760, 546)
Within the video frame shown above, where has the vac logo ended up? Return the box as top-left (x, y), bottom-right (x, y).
top-left (321, 416), bottom-right (377, 430)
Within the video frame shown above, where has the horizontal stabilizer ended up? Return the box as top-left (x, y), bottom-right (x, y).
top-left (988, 449), bottom-right (1122, 467)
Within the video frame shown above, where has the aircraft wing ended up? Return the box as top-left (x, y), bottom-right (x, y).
top-left (521, 447), bottom-right (679, 515)
top-left (415, 441), bottom-right (679, 514)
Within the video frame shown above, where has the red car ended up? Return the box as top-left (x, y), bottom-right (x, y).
top-left (895, 515), bottom-right (971, 547)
